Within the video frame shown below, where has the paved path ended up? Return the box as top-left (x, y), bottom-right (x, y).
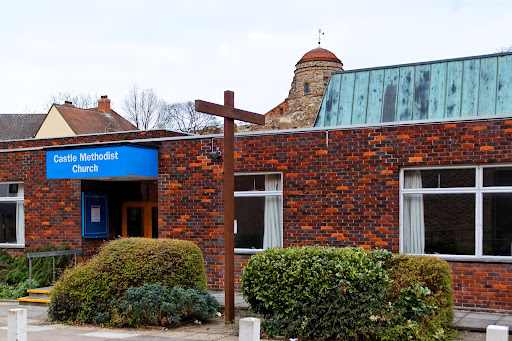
top-left (454, 331), bottom-right (486, 341)
top-left (455, 310), bottom-right (512, 330)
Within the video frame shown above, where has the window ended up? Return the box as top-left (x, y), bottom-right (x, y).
top-left (234, 173), bottom-right (282, 252)
top-left (400, 166), bottom-right (512, 260)
top-left (304, 83), bottom-right (310, 95)
top-left (0, 183), bottom-right (24, 246)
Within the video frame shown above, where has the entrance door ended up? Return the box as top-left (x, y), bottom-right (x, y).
top-left (122, 202), bottom-right (158, 238)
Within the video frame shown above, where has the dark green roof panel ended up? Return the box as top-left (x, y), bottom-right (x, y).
top-left (314, 53), bottom-right (512, 127)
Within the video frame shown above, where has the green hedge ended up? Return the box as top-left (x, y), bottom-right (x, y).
top-left (0, 245), bottom-right (72, 288)
top-left (241, 247), bottom-right (454, 341)
top-left (49, 238), bottom-right (207, 324)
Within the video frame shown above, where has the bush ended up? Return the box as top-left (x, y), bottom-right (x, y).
top-left (49, 238), bottom-right (207, 325)
top-left (387, 254), bottom-right (454, 340)
top-left (114, 283), bottom-right (218, 327)
top-left (0, 279), bottom-right (39, 299)
top-left (3, 245), bottom-right (73, 287)
top-left (241, 246), bottom-right (454, 341)
top-left (0, 250), bottom-right (14, 283)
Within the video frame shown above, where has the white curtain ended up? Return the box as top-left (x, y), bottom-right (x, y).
top-left (263, 174), bottom-right (282, 249)
top-left (15, 184), bottom-right (24, 245)
top-left (403, 171), bottom-right (424, 254)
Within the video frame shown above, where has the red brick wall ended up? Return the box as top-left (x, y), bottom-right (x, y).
top-left (0, 149), bottom-right (83, 251)
top-left (265, 100), bottom-right (288, 117)
top-left (451, 262), bottom-right (512, 311)
top-left (2, 119), bottom-right (512, 310)
top-left (158, 138), bottom-right (225, 287)
top-left (157, 118), bottom-right (512, 309)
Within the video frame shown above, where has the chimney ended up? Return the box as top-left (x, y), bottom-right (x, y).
top-left (98, 95), bottom-right (111, 113)
top-left (64, 101), bottom-right (73, 107)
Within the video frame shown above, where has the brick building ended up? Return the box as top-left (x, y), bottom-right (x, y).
top-left (1, 51), bottom-right (512, 312)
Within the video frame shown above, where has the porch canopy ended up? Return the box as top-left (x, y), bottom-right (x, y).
top-left (46, 144), bottom-right (158, 180)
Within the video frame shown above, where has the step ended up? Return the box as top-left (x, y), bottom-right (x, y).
top-left (17, 297), bottom-right (50, 305)
top-left (26, 289), bottom-right (51, 299)
top-left (17, 287), bottom-right (52, 306)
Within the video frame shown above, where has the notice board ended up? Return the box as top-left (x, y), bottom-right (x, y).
top-left (82, 193), bottom-right (109, 238)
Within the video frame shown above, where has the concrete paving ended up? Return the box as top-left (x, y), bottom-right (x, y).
top-left (0, 299), bottom-right (506, 340)
top-left (455, 310), bottom-right (512, 331)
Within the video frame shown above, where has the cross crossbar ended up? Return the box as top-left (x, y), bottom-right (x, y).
top-left (195, 100), bottom-right (265, 125)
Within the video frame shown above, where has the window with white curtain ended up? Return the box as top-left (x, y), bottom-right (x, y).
top-left (0, 183), bottom-right (24, 247)
top-left (401, 166), bottom-right (512, 260)
top-left (234, 173), bottom-right (282, 252)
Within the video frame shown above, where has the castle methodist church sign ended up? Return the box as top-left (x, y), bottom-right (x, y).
top-left (46, 145), bottom-right (157, 180)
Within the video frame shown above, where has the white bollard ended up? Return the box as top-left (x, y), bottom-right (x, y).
top-left (239, 317), bottom-right (260, 341)
top-left (7, 308), bottom-right (27, 341)
top-left (487, 325), bottom-right (509, 341)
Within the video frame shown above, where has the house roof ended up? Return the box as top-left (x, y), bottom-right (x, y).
top-left (55, 104), bottom-right (137, 134)
top-left (0, 114), bottom-right (47, 140)
top-left (315, 52), bottom-right (512, 127)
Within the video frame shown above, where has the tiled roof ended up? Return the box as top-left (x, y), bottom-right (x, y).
top-left (297, 47), bottom-right (341, 65)
top-left (0, 114), bottom-right (47, 140)
top-left (315, 52), bottom-right (512, 127)
top-left (55, 105), bottom-right (137, 134)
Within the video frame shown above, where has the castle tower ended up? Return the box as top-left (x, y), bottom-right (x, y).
top-left (256, 47), bottom-right (343, 131)
top-left (286, 48), bottom-right (343, 123)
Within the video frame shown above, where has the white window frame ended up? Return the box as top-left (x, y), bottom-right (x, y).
top-left (234, 172), bottom-right (283, 255)
top-left (400, 165), bottom-right (512, 262)
top-left (0, 182), bottom-right (25, 248)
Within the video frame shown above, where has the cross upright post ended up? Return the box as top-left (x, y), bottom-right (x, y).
top-left (223, 91), bottom-right (235, 323)
top-left (195, 91), bottom-right (265, 323)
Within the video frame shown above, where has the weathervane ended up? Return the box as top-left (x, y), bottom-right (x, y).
top-left (318, 29), bottom-right (324, 46)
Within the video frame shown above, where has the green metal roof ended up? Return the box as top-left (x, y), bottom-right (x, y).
top-left (314, 52), bottom-right (512, 127)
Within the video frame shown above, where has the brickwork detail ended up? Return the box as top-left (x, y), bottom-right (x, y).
top-left (451, 262), bottom-right (512, 311)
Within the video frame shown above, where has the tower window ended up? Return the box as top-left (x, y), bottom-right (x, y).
top-left (304, 83), bottom-right (310, 95)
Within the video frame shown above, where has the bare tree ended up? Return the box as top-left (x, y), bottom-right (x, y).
top-left (45, 91), bottom-right (96, 111)
top-left (496, 45), bottom-right (512, 53)
top-left (158, 101), bottom-right (221, 134)
top-left (123, 84), bottom-right (161, 130)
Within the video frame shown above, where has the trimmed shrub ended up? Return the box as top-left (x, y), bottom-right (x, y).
top-left (49, 238), bottom-right (207, 324)
top-left (241, 246), bottom-right (454, 341)
top-left (114, 283), bottom-right (218, 327)
top-left (387, 254), bottom-right (454, 340)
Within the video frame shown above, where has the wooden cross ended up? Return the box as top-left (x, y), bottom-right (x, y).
top-left (195, 91), bottom-right (265, 323)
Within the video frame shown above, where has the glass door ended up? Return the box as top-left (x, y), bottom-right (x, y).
top-left (122, 202), bottom-right (158, 238)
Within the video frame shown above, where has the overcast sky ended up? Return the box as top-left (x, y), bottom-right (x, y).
top-left (0, 0), bottom-right (511, 117)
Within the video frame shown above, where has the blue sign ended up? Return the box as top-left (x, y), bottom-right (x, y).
top-left (82, 193), bottom-right (109, 238)
top-left (46, 145), bottom-right (158, 179)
